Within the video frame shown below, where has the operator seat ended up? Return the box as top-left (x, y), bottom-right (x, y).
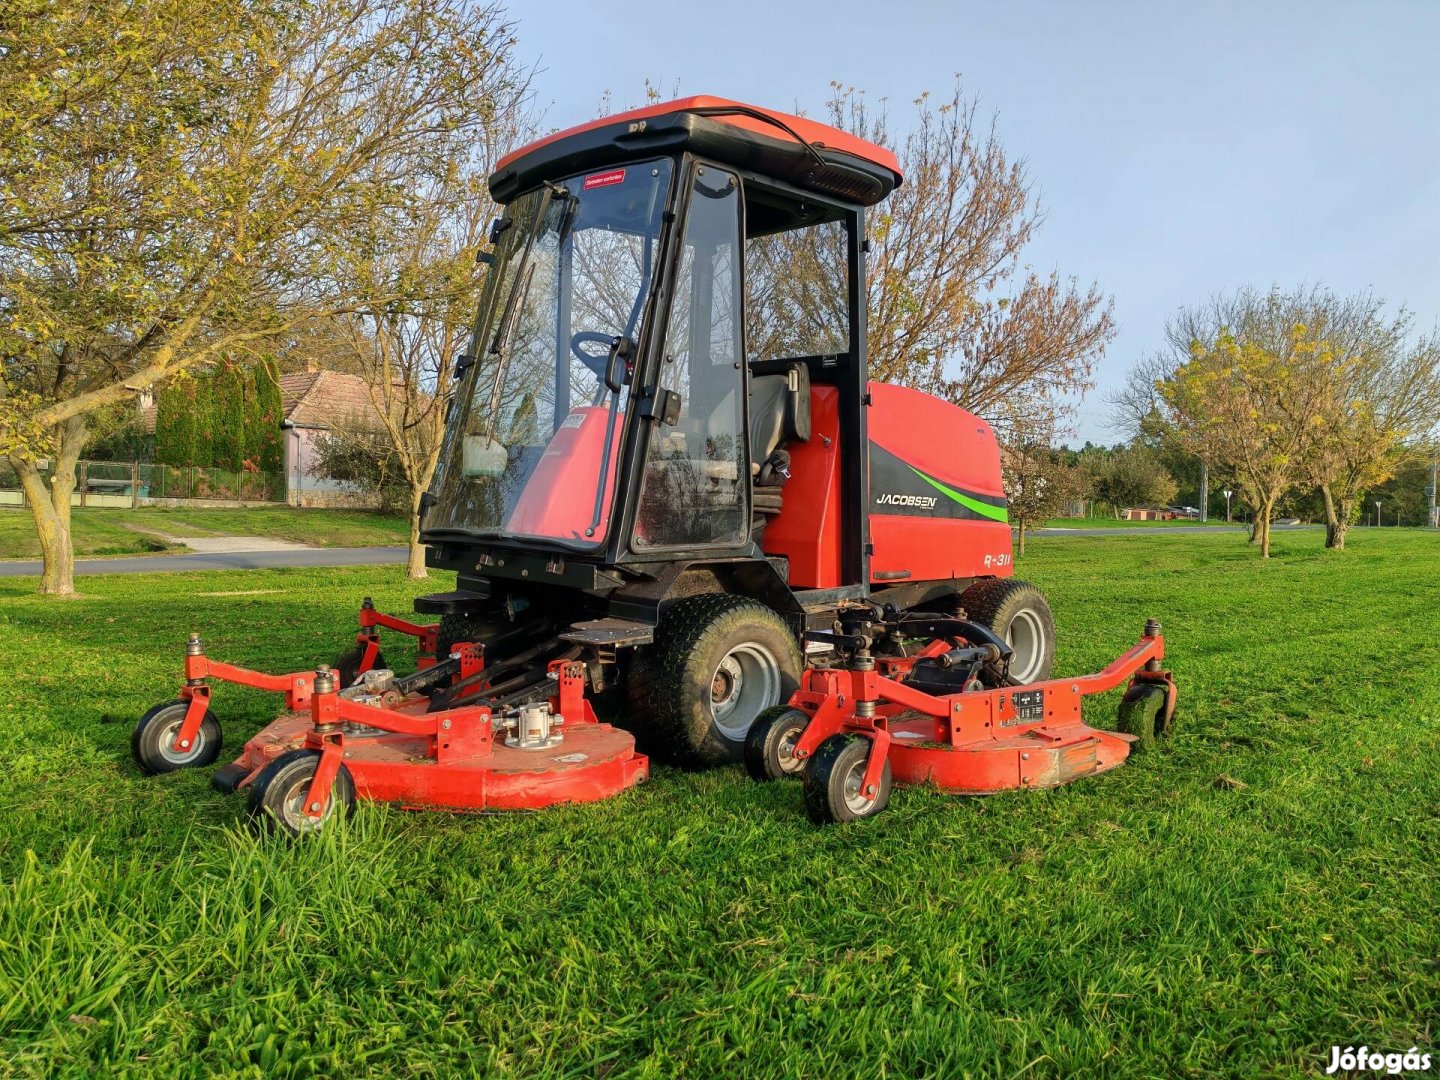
top-left (748, 361), bottom-right (811, 536)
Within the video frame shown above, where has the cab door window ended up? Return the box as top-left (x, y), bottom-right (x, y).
top-left (634, 166), bottom-right (747, 550)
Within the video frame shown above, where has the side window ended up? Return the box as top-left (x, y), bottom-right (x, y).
top-left (746, 217), bottom-right (850, 361)
top-left (634, 166), bottom-right (747, 550)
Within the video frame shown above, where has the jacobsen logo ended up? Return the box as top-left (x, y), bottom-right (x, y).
top-left (876, 493), bottom-right (938, 509)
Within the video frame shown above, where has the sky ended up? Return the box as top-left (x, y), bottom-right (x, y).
top-left (513, 0), bottom-right (1440, 444)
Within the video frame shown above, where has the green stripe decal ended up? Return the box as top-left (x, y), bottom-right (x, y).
top-left (907, 466), bottom-right (1009, 524)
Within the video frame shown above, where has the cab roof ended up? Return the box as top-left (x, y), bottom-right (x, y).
top-left (489, 95), bottom-right (904, 208)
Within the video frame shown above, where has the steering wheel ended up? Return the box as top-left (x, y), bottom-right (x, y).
top-left (570, 332), bottom-right (616, 378)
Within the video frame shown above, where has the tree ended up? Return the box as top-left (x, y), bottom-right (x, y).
top-left (1157, 324), bottom-right (1332, 558)
top-left (1124, 287), bottom-right (1440, 552)
top-left (1000, 413), bottom-right (1082, 555)
top-left (1, 0), bottom-right (524, 594)
top-left (1303, 322), bottom-right (1440, 549)
top-left (252, 360), bottom-right (284, 475)
top-left (328, 77), bottom-right (532, 578)
top-left (749, 81), bottom-right (1115, 435)
top-left (211, 360), bottom-right (246, 473)
top-left (1080, 444), bottom-right (1179, 517)
top-left (314, 426), bottom-right (410, 514)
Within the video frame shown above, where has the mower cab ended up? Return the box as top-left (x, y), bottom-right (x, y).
top-left (132, 97), bottom-right (1177, 833)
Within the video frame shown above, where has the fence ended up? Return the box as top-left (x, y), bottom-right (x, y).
top-left (0, 460), bottom-right (285, 508)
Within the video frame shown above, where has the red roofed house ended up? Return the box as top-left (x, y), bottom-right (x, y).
top-left (277, 369), bottom-right (387, 507)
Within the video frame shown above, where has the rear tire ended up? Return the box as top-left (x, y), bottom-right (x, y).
top-left (802, 735), bottom-right (891, 825)
top-left (959, 578), bottom-right (1056, 685)
top-left (628, 594), bottom-right (802, 768)
top-left (437, 613), bottom-right (488, 658)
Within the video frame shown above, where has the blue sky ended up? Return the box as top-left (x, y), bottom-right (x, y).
top-left (515, 0), bottom-right (1440, 444)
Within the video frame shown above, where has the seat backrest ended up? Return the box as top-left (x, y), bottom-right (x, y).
top-left (748, 362), bottom-right (811, 467)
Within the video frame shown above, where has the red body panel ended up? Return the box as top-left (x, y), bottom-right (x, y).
top-left (496, 96), bottom-right (902, 185)
top-left (762, 386), bottom-right (843, 589)
top-left (763, 382), bottom-right (1013, 590)
top-left (505, 407), bottom-right (622, 545)
top-left (866, 382), bottom-right (1013, 584)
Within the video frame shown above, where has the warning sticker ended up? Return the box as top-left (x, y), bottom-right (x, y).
top-left (583, 169), bottom-right (626, 190)
top-left (1001, 689), bottom-right (1046, 727)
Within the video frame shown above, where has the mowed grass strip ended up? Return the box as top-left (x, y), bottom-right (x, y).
top-left (0, 530), bottom-right (1435, 1078)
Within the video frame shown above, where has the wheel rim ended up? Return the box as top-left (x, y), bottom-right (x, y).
top-left (776, 723), bottom-right (804, 774)
top-left (1006, 608), bottom-right (1046, 683)
top-left (155, 710), bottom-right (207, 765)
top-left (277, 773), bottom-right (336, 834)
top-left (709, 642), bottom-right (782, 741)
top-left (840, 754), bottom-right (874, 815)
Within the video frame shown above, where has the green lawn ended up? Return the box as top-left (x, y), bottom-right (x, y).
top-left (0, 507), bottom-right (408, 560)
top-left (0, 508), bottom-right (181, 559)
top-left (1042, 515), bottom-right (1236, 528)
top-left (0, 530), bottom-right (1436, 1077)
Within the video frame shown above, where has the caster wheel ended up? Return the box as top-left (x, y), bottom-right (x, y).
top-left (246, 749), bottom-right (356, 837)
top-left (335, 645), bottom-right (388, 689)
top-left (1117, 682), bottom-right (1175, 751)
top-left (743, 706), bottom-right (810, 782)
top-left (132, 700), bottom-right (222, 774)
top-left (803, 734), bottom-right (892, 825)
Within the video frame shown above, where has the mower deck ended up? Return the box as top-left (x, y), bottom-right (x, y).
top-left (233, 708), bottom-right (647, 812)
top-left (885, 716), bottom-right (1131, 793)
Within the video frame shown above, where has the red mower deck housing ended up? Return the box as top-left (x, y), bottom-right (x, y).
top-left (141, 607), bottom-right (647, 834)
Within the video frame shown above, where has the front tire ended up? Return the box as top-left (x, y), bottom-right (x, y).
top-left (246, 749), bottom-right (356, 837)
top-left (744, 705), bottom-right (810, 781)
top-left (628, 594), bottom-right (802, 768)
top-left (959, 578), bottom-right (1056, 685)
top-left (334, 645), bottom-right (388, 689)
top-left (803, 735), bottom-right (892, 825)
top-left (132, 700), bottom-right (222, 774)
top-left (1116, 682), bottom-right (1174, 751)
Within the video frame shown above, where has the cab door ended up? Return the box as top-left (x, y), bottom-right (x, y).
top-left (631, 163), bottom-right (750, 552)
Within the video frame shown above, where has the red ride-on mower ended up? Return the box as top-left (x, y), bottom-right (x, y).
top-left (744, 607), bottom-right (1178, 824)
top-left (132, 96), bottom-right (1172, 833)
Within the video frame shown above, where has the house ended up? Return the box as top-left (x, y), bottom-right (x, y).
top-left (136, 368), bottom-right (387, 507)
top-left (278, 370), bottom-right (387, 507)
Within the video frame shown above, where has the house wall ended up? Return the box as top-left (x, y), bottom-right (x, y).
top-left (283, 425), bottom-right (383, 509)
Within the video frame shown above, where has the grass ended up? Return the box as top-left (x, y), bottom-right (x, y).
top-left (0, 507), bottom-right (408, 560)
top-left (1042, 516), bottom-right (1235, 529)
top-left (0, 530), bottom-right (1436, 1077)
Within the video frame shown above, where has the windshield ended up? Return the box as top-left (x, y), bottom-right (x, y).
top-left (427, 160), bottom-right (673, 548)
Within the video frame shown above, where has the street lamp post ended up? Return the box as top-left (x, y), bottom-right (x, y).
top-left (1223, 488), bottom-right (1233, 523)
top-left (1375, 500), bottom-right (1382, 528)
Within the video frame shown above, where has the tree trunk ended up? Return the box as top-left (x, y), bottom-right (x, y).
top-left (406, 485), bottom-right (428, 580)
top-left (1320, 485), bottom-right (1344, 550)
top-left (1017, 520), bottom-right (1027, 557)
top-left (1333, 495), bottom-right (1354, 551)
top-left (9, 416), bottom-right (86, 596)
top-left (1257, 499), bottom-right (1274, 558)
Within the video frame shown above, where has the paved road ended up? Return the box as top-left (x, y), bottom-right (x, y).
top-left (1029, 523), bottom-right (1319, 537)
top-left (0, 545), bottom-right (408, 577)
top-left (0, 524), bottom-right (1324, 578)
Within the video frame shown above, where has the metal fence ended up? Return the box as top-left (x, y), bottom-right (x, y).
top-left (0, 460), bottom-right (285, 507)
